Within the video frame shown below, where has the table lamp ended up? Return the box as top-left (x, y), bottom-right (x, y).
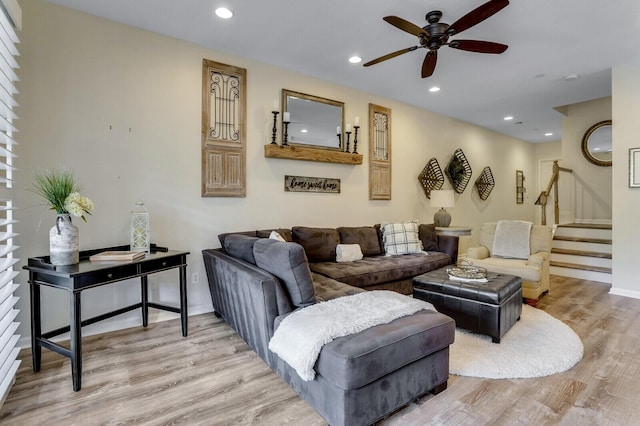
top-left (430, 189), bottom-right (455, 227)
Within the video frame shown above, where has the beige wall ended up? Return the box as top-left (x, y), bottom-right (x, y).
top-left (561, 97), bottom-right (613, 221)
top-left (15, 1), bottom-right (540, 341)
top-left (611, 62), bottom-right (640, 298)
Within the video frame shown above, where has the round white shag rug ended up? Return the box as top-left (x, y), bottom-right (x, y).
top-left (449, 304), bottom-right (583, 379)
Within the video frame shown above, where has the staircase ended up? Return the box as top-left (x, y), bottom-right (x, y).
top-left (550, 223), bottom-right (612, 284)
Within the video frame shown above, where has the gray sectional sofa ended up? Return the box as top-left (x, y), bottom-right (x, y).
top-left (203, 223), bottom-right (457, 426)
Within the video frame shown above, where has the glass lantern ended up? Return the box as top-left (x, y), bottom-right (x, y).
top-left (130, 200), bottom-right (150, 252)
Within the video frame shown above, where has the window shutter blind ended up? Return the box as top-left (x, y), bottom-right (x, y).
top-left (0, 0), bottom-right (20, 409)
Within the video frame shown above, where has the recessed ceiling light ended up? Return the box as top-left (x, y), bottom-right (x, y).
top-left (215, 7), bottom-right (233, 19)
top-left (545, 132), bottom-right (553, 137)
top-left (301, 129), bottom-right (308, 133)
top-left (504, 116), bottom-right (514, 121)
top-left (349, 56), bottom-right (362, 64)
top-left (429, 86), bottom-right (440, 93)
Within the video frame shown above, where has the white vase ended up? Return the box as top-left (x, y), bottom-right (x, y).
top-left (49, 214), bottom-right (79, 265)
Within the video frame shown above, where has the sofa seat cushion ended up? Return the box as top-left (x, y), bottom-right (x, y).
top-left (311, 273), bottom-right (365, 302)
top-left (467, 257), bottom-right (541, 282)
top-left (309, 252), bottom-right (452, 288)
top-left (316, 309), bottom-right (455, 390)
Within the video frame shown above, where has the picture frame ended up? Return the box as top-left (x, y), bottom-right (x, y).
top-left (630, 148), bottom-right (640, 188)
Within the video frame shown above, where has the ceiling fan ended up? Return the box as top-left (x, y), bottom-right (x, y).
top-left (363, 0), bottom-right (509, 78)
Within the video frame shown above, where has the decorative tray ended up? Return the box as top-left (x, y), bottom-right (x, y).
top-left (446, 265), bottom-right (487, 280)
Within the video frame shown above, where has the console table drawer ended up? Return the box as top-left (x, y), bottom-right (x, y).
top-left (80, 264), bottom-right (138, 287)
top-left (141, 256), bottom-right (183, 273)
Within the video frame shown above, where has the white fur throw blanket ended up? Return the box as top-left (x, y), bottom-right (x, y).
top-left (492, 220), bottom-right (533, 259)
top-left (268, 290), bottom-right (435, 381)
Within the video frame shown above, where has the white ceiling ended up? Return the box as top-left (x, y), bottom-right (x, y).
top-left (46, 0), bottom-right (640, 143)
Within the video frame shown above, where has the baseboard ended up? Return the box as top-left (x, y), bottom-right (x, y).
top-left (18, 305), bottom-right (214, 349)
top-left (609, 287), bottom-right (640, 300)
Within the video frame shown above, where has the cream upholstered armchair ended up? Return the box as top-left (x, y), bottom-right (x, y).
top-left (462, 222), bottom-right (553, 303)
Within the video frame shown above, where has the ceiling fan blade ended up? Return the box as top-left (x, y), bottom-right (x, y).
top-left (421, 51), bottom-right (437, 78)
top-left (448, 40), bottom-right (508, 54)
top-left (383, 16), bottom-right (427, 37)
top-left (363, 46), bottom-right (419, 67)
top-left (447, 0), bottom-right (509, 36)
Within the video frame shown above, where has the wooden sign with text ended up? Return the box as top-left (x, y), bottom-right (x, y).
top-left (284, 175), bottom-right (340, 193)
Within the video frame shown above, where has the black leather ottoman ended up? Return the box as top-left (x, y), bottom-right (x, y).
top-left (413, 266), bottom-right (522, 343)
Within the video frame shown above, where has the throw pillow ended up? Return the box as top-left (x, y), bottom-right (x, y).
top-left (381, 221), bottom-right (424, 256)
top-left (256, 228), bottom-right (292, 241)
top-left (253, 239), bottom-right (316, 307)
top-left (336, 244), bottom-right (364, 262)
top-left (292, 226), bottom-right (340, 263)
top-left (418, 224), bottom-right (440, 252)
top-left (337, 226), bottom-right (383, 256)
top-left (221, 234), bottom-right (259, 264)
top-left (269, 230), bottom-right (286, 241)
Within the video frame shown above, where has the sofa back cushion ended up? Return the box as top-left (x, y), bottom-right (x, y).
top-left (218, 230), bottom-right (257, 247)
top-left (221, 234), bottom-right (259, 264)
top-left (337, 226), bottom-right (383, 256)
top-left (292, 226), bottom-right (340, 262)
top-left (418, 224), bottom-right (440, 252)
top-left (253, 239), bottom-right (316, 307)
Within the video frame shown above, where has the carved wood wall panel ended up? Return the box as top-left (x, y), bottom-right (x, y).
top-left (369, 103), bottom-right (392, 200)
top-left (202, 59), bottom-right (246, 197)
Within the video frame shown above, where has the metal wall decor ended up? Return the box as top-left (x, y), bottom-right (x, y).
top-left (445, 148), bottom-right (472, 194)
top-left (630, 148), bottom-right (640, 188)
top-left (475, 166), bottom-right (495, 200)
top-left (516, 170), bottom-right (525, 203)
top-left (284, 175), bottom-right (341, 193)
top-left (418, 157), bottom-right (444, 199)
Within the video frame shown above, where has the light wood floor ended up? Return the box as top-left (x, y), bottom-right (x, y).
top-left (2, 276), bottom-right (639, 425)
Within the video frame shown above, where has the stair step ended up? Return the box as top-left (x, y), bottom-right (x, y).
top-left (553, 235), bottom-right (612, 245)
top-left (556, 222), bottom-right (612, 230)
top-left (551, 248), bottom-right (612, 259)
top-left (554, 226), bottom-right (612, 240)
top-left (550, 261), bottom-right (612, 274)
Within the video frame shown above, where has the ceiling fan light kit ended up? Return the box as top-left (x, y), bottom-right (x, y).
top-left (364, 0), bottom-right (509, 78)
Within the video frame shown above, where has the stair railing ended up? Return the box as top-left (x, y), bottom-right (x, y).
top-left (535, 160), bottom-right (573, 226)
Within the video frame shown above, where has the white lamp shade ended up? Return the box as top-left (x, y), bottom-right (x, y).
top-left (430, 189), bottom-right (455, 208)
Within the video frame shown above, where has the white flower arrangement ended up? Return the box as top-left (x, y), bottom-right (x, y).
top-left (64, 192), bottom-right (94, 220)
top-left (31, 169), bottom-right (94, 222)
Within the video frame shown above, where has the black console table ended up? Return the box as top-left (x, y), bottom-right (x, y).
top-left (24, 244), bottom-right (190, 391)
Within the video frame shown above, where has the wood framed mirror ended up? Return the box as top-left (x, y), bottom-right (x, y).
top-left (581, 120), bottom-right (612, 167)
top-left (281, 89), bottom-right (344, 151)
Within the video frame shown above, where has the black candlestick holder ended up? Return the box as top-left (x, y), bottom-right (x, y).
top-left (337, 133), bottom-right (341, 148)
top-left (283, 121), bottom-right (290, 146)
top-left (271, 111), bottom-right (279, 145)
top-left (345, 131), bottom-right (352, 153)
top-left (353, 126), bottom-right (359, 154)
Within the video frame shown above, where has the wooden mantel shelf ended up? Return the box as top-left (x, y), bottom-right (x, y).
top-left (264, 144), bottom-right (363, 165)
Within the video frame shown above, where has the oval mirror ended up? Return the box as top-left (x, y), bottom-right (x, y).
top-left (282, 89), bottom-right (344, 151)
top-left (581, 120), bottom-right (612, 167)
